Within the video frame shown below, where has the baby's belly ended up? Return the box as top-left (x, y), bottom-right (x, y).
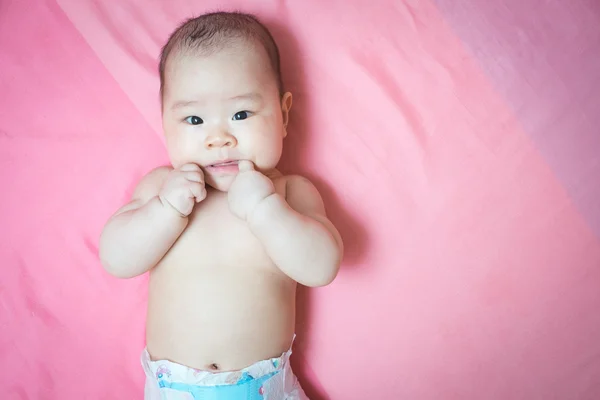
top-left (145, 263), bottom-right (297, 372)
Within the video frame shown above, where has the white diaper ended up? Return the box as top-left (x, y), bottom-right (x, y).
top-left (141, 340), bottom-right (308, 400)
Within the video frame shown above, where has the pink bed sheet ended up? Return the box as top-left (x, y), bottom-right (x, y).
top-left (1, 0), bottom-right (599, 399)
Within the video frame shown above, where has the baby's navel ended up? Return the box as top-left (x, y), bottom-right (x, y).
top-left (209, 363), bottom-right (220, 371)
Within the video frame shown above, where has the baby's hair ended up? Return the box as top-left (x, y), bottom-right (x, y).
top-left (159, 11), bottom-right (283, 100)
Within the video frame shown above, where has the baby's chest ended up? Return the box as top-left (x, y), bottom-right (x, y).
top-left (172, 192), bottom-right (270, 265)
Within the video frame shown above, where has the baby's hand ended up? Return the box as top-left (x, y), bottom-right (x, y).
top-left (228, 161), bottom-right (275, 221)
top-left (158, 163), bottom-right (207, 217)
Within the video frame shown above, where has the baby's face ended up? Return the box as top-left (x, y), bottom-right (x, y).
top-left (162, 40), bottom-right (291, 192)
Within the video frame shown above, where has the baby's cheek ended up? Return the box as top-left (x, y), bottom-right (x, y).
top-left (165, 147), bottom-right (181, 168)
top-left (257, 134), bottom-right (284, 166)
top-left (168, 138), bottom-right (203, 168)
top-left (167, 147), bottom-right (187, 169)
top-left (256, 144), bottom-right (283, 170)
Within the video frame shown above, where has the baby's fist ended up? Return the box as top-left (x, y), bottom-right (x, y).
top-left (228, 161), bottom-right (275, 221)
top-left (159, 163), bottom-right (206, 217)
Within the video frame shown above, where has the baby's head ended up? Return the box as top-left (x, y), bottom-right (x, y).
top-left (159, 12), bottom-right (292, 191)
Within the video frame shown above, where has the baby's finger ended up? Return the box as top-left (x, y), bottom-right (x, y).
top-left (180, 163), bottom-right (201, 172)
top-left (184, 170), bottom-right (204, 183)
top-left (189, 183), bottom-right (207, 202)
top-left (237, 160), bottom-right (255, 172)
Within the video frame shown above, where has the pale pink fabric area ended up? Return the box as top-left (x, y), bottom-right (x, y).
top-left (1, 1), bottom-right (599, 399)
top-left (432, 0), bottom-right (600, 237)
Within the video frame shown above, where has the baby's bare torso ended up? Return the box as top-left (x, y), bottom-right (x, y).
top-left (146, 179), bottom-right (296, 371)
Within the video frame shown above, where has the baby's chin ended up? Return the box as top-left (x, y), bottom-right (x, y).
top-left (205, 176), bottom-right (234, 192)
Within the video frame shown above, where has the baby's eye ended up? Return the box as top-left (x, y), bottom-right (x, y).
top-left (185, 116), bottom-right (203, 125)
top-left (232, 111), bottom-right (251, 121)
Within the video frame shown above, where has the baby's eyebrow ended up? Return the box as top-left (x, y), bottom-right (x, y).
top-left (229, 93), bottom-right (263, 102)
top-left (171, 100), bottom-right (198, 110)
top-left (170, 94), bottom-right (261, 110)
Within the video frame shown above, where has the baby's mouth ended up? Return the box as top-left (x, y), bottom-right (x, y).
top-left (208, 160), bottom-right (239, 167)
top-left (205, 160), bottom-right (241, 175)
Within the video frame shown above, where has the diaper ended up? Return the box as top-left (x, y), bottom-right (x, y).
top-left (141, 338), bottom-right (308, 400)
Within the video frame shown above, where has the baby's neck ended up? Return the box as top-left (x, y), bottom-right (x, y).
top-left (263, 168), bottom-right (283, 181)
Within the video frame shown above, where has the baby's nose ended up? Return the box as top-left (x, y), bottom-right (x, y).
top-left (204, 133), bottom-right (237, 148)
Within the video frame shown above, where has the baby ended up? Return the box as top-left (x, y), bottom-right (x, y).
top-left (99, 11), bottom-right (343, 400)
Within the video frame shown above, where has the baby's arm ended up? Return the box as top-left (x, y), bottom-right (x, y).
top-left (249, 176), bottom-right (343, 287)
top-left (99, 165), bottom-right (204, 278)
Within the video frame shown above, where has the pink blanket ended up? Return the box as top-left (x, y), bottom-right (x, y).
top-left (1, 0), bottom-right (599, 398)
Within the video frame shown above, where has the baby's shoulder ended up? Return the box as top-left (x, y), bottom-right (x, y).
top-left (278, 174), bottom-right (325, 212)
top-left (278, 174), bottom-right (317, 193)
top-left (131, 165), bottom-right (172, 202)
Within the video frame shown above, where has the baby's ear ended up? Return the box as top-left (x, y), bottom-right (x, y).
top-left (281, 92), bottom-right (293, 136)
